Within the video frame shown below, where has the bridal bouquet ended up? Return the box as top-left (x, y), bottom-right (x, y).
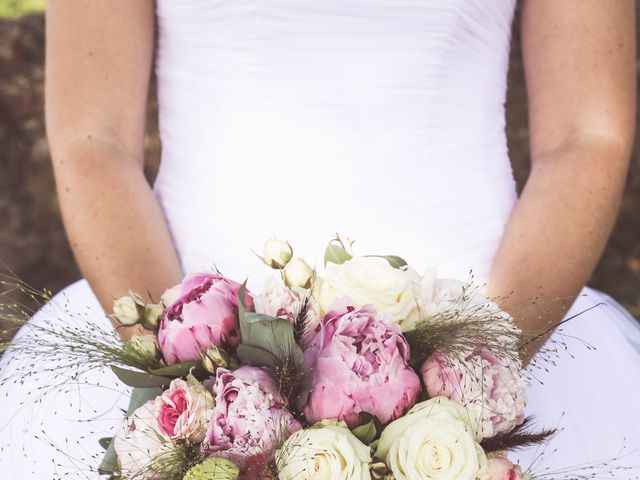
top-left (99, 235), bottom-right (549, 480)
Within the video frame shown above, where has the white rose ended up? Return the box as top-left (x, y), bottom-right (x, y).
top-left (262, 237), bottom-right (294, 269)
top-left (376, 397), bottom-right (487, 480)
top-left (114, 399), bottom-right (172, 479)
top-left (313, 256), bottom-right (418, 330)
top-left (407, 267), bottom-right (517, 338)
top-left (112, 294), bottom-right (143, 326)
top-left (283, 257), bottom-right (315, 289)
top-left (404, 267), bottom-right (468, 326)
top-left (276, 424), bottom-right (372, 480)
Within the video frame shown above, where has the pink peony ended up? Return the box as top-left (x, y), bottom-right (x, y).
top-left (488, 457), bottom-right (524, 480)
top-left (155, 375), bottom-right (214, 443)
top-left (205, 366), bottom-right (301, 478)
top-left (158, 273), bottom-right (253, 364)
top-left (421, 349), bottom-right (527, 437)
top-left (303, 302), bottom-right (421, 429)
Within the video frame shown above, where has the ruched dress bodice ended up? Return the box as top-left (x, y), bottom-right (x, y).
top-left (152, 0), bottom-right (518, 290)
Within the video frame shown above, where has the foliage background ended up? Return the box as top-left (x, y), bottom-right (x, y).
top-left (1, 4), bottom-right (639, 348)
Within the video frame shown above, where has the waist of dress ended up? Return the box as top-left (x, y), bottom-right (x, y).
top-left (152, 141), bottom-right (518, 292)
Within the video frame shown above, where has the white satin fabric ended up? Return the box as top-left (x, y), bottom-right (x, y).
top-left (1, 0), bottom-right (640, 477)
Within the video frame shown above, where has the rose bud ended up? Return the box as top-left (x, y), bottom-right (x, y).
top-left (488, 457), bottom-right (524, 480)
top-left (261, 237), bottom-right (293, 269)
top-left (158, 273), bottom-right (253, 365)
top-left (111, 291), bottom-right (145, 326)
top-left (201, 346), bottom-right (232, 375)
top-left (128, 334), bottom-right (161, 363)
top-left (283, 257), bottom-right (314, 289)
top-left (142, 303), bottom-right (163, 330)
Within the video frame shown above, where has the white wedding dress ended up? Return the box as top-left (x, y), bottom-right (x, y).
top-left (1, 0), bottom-right (640, 478)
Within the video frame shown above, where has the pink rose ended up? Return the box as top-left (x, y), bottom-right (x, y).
top-left (205, 366), bottom-right (301, 478)
top-left (158, 273), bottom-right (254, 364)
top-left (421, 348), bottom-right (527, 437)
top-left (488, 457), bottom-right (524, 480)
top-left (156, 375), bottom-right (214, 443)
top-left (303, 302), bottom-right (421, 428)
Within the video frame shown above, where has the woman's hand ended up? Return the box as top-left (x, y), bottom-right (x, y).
top-left (46, 1), bottom-right (183, 339)
top-left (486, 0), bottom-right (636, 362)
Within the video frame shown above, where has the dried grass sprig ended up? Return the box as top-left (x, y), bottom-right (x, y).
top-left (404, 288), bottom-right (522, 369)
top-left (481, 416), bottom-right (556, 453)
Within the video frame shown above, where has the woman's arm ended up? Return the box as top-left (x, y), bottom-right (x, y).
top-left (486, 0), bottom-right (636, 360)
top-left (46, 0), bottom-right (183, 339)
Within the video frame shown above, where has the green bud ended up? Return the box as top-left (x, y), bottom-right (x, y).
top-left (183, 458), bottom-right (239, 480)
top-left (111, 294), bottom-right (143, 326)
top-left (201, 346), bottom-right (231, 375)
top-left (142, 303), bottom-right (164, 330)
top-left (128, 334), bottom-right (161, 362)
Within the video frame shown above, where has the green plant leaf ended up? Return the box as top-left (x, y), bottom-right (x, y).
top-left (294, 384), bottom-right (310, 412)
top-left (238, 283), bottom-right (297, 359)
top-left (149, 361), bottom-right (197, 377)
top-left (98, 437), bottom-right (112, 450)
top-left (352, 420), bottom-right (377, 444)
top-left (236, 344), bottom-right (276, 368)
top-left (324, 242), bottom-right (353, 266)
top-left (111, 365), bottom-right (172, 388)
top-left (237, 282), bottom-right (309, 407)
top-left (364, 255), bottom-right (408, 269)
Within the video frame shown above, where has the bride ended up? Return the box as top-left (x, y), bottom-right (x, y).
top-left (1, 0), bottom-right (639, 478)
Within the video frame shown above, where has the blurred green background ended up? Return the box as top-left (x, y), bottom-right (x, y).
top-left (0, 3), bottom-right (639, 349)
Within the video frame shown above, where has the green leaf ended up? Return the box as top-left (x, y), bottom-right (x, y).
top-left (352, 420), bottom-right (377, 444)
top-left (294, 384), bottom-right (310, 412)
top-left (236, 344), bottom-right (276, 368)
top-left (351, 412), bottom-right (383, 444)
top-left (237, 282), bottom-right (309, 407)
top-left (364, 255), bottom-right (408, 269)
top-left (149, 361), bottom-right (197, 377)
top-left (98, 437), bottom-right (112, 450)
top-left (244, 312), bottom-right (283, 324)
top-left (237, 286), bottom-right (297, 360)
top-left (324, 242), bottom-right (353, 266)
top-left (111, 365), bottom-right (172, 388)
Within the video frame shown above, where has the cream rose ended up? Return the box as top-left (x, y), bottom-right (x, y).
top-left (276, 424), bottom-right (372, 480)
top-left (376, 397), bottom-right (487, 480)
top-left (313, 256), bottom-right (418, 330)
top-left (114, 400), bottom-right (172, 479)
